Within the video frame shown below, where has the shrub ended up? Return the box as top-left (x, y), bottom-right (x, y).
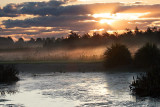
top-left (134, 43), bottom-right (160, 68)
top-left (104, 43), bottom-right (132, 68)
top-left (0, 64), bottom-right (19, 83)
top-left (130, 67), bottom-right (160, 97)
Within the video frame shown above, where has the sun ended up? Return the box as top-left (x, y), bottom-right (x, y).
top-left (99, 19), bottom-right (114, 25)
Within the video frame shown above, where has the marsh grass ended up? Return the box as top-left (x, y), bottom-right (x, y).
top-left (130, 67), bottom-right (160, 97)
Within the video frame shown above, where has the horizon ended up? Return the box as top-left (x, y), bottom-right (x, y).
top-left (0, 27), bottom-right (157, 42)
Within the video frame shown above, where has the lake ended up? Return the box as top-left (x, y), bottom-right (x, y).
top-left (0, 64), bottom-right (160, 107)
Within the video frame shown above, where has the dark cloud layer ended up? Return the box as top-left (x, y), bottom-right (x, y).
top-left (1, 1), bottom-right (160, 17)
top-left (3, 15), bottom-right (94, 28)
top-left (0, 0), bottom-right (72, 17)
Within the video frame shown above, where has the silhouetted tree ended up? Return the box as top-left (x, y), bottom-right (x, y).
top-left (146, 27), bottom-right (152, 34)
top-left (92, 32), bottom-right (101, 39)
top-left (36, 38), bottom-right (43, 44)
top-left (82, 33), bottom-right (90, 39)
top-left (134, 26), bottom-right (140, 35)
top-left (17, 38), bottom-right (24, 43)
top-left (134, 43), bottom-right (160, 68)
top-left (104, 43), bottom-right (132, 68)
top-left (28, 38), bottom-right (35, 44)
top-left (7, 37), bottom-right (14, 44)
top-left (0, 37), bottom-right (14, 47)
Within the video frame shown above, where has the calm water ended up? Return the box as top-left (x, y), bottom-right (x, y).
top-left (0, 71), bottom-right (160, 107)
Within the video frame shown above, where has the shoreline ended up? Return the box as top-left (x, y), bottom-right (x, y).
top-left (14, 61), bottom-right (106, 73)
top-left (0, 61), bottom-right (144, 73)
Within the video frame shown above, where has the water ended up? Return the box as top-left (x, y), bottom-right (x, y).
top-left (0, 70), bottom-right (160, 107)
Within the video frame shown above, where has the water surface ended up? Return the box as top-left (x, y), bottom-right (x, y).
top-left (0, 70), bottom-right (160, 107)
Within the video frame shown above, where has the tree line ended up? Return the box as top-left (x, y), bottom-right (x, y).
top-left (0, 27), bottom-right (160, 49)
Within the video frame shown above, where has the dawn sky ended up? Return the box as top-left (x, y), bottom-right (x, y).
top-left (1, 0), bottom-right (160, 41)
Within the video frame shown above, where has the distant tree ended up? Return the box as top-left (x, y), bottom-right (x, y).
top-left (82, 33), bottom-right (90, 39)
top-left (51, 37), bottom-right (55, 42)
top-left (134, 43), bottom-right (160, 68)
top-left (0, 37), bottom-right (14, 46)
top-left (125, 28), bottom-right (133, 36)
top-left (146, 27), bottom-right (152, 34)
top-left (28, 38), bottom-right (35, 44)
top-left (104, 43), bottom-right (132, 68)
top-left (152, 27), bottom-right (157, 32)
top-left (102, 32), bottom-right (110, 38)
top-left (56, 38), bottom-right (62, 43)
top-left (7, 37), bottom-right (14, 44)
top-left (68, 31), bottom-right (79, 40)
top-left (15, 38), bottom-right (25, 48)
top-left (17, 38), bottom-right (24, 44)
top-left (134, 26), bottom-right (140, 35)
top-left (36, 38), bottom-right (43, 44)
top-left (92, 32), bottom-right (101, 39)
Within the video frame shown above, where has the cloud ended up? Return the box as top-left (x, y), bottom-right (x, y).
top-left (1, 2), bottom-right (121, 17)
top-left (1, 1), bottom-right (160, 39)
top-left (0, 4), bottom-right (19, 17)
top-left (0, 0), bottom-right (74, 17)
top-left (140, 12), bottom-right (160, 18)
top-left (3, 15), bottom-right (94, 28)
top-left (2, 1), bottom-right (160, 17)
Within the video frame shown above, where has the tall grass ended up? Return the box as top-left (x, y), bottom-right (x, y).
top-left (130, 67), bottom-right (160, 97)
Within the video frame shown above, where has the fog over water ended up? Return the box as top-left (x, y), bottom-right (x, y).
top-left (0, 45), bottom-right (140, 61)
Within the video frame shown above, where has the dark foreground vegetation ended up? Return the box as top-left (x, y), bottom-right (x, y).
top-left (104, 42), bottom-right (160, 68)
top-left (130, 43), bottom-right (160, 97)
top-left (0, 64), bottom-right (19, 83)
top-left (104, 43), bottom-right (160, 97)
top-left (104, 44), bottom-right (132, 68)
top-left (130, 67), bottom-right (160, 97)
top-left (134, 43), bottom-right (160, 68)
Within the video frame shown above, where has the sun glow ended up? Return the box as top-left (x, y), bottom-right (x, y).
top-left (93, 13), bottom-right (150, 20)
top-left (100, 19), bottom-right (115, 25)
top-left (93, 12), bottom-right (150, 25)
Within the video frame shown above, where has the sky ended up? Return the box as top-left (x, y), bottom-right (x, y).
top-left (1, 0), bottom-right (160, 41)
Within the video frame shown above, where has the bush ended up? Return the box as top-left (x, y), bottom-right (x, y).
top-left (130, 67), bottom-right (160, 97)
top-left (104, 43), bottom-right (132, 68)
top-left (134, 43), bottom-right (160, 68)
top-left (0, 64), bottom-right (19, 83)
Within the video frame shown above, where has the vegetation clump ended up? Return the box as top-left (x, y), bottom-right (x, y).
top-left (134, 43), bottom-right (160, 68)
top-left (104, 43), bottom-right (132, 68)
top-left (130, 43), bottom-right (160, 97)
top-left (130, 67), bottom-right (160, 97)
top-left (0, 64), bottom-right (19, 83)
